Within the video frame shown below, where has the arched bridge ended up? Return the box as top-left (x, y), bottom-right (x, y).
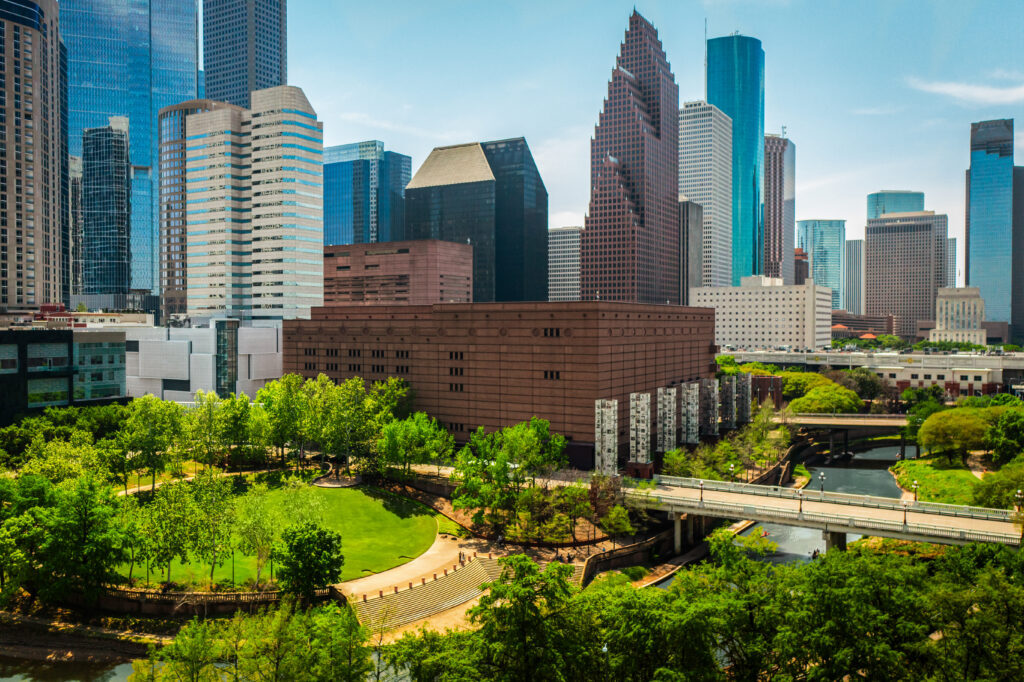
top-left (627, 476), bottom-right (1021, 552)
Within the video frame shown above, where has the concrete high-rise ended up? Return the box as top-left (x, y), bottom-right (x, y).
top-left (69, 158), bottom-right (84, 297)
top-left (323, 141), bottom-right (411, 246)
top-left (844, 239), bottom-right (864, 315)
top-left (679, 101), bottom-right (732, 287)
top-left (185, 86), bottom-right (323, 321)
top-left (966, 119), bottom-right (1024, 339)
top-left (62, 0), bottom-right (199, 295)
top-left (679, 201), bottom-right (703, 305)
top-left (203, 0), bottom-right (286, 108)
top-left (548, 227), bottom-right (582, 302)
top-left (707, 34), bottom-right (765, 284)
top-left (866, 211), bottom-right (949, 338)
top-left (866, 191), bottom-right (925, 220)
top-left (764, 133), bottom-right (795, 284)
top-left (582, 11), bottom-right (679, 304)
top-left (405, 138), bottom-right (548, 303)
top-left (158, 100), bottom-right (242, 319)
top-left (0, 0), bottom-right (67, 312)
top-left (82, 117), bottom-right (131, 296)
top-left (797, 220), bottom-right (845, 310)
top-left (947, 238), bottom-right (957, 288)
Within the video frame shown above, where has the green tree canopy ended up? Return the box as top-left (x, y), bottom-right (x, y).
top-left (788, 383), bottom-right (863, 414)
top-left (276, 522), bottom-right (344, 604)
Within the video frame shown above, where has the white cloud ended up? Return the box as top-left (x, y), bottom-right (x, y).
top-left (988, 68), bottom-right (1024, 81)
top-left (907, 76), bottom-right (1024, 105)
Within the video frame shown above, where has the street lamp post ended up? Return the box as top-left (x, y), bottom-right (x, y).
top-left (1017, 490), bottom-right (1023, 542)
top-left (818, 471), bottom-right (826, 494)
top-left (699, 480), bottom-right (704, 503)
top-left (903, 500), bottom-right (909, 525)
top-left (798, 489), bottom-right (804, 514)
top-left (913, 480), bottom-right (919, 502)
top-left (729, 463), bottom-right (735, 483)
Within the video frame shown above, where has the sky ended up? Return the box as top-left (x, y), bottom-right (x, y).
top-left (289, 0), bottom-right (1024, 283)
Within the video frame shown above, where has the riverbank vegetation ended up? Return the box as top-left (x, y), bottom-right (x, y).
top-left (141, 532), bottom-right (1024, 681)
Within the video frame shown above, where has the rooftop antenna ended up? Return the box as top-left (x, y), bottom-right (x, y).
top-left (703, 18), bottom-right (708, 100)
top-left (781, 125), bottom-right (787, 138)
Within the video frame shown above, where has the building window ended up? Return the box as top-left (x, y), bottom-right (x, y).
top-left (325, 348), bottom-right (339, 357)
top-left (326, 363), bottom-right (338, 371)
top-left (348, 349), bottom-right (361, 358)
top-left (543, 328), bottom-right (561, 337)
top-left (911, 374), bottom-right (919, 379)
top-left (974, 376), bottom-right (982, 382)
top-left (395, 350), bottom-right (409, 359)
top-left (304, 362), bottom-right (315, 370)
top-left (543, 370), bottom-right (561, 380)
top-left (449, 367), bottom-right (464, 376)
top-left (960, 375), bottom-right (968, 382)
top-left (349, 364), bottom-right (361, 372)
top-left (449, 383), bottom-right (464, 392)
top-left (448, 351), bottom-right (464, 360)
top-left (303, 348), bottom-right (316, 356)
top-left (395, 365), bottom-right (409, 375)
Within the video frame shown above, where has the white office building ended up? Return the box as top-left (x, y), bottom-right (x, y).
top-left (845, 238), bottom-right (864, 315)
top-left (548, 226), bottom-right (582, 301)
top-left (185, 86), bottom-right (323, 321)
top-left (679, 101), bottom-right (732, 287)
top-left (691, 276), bottom-right (832, 350)
top-left (126, 321), bottom-right (282, 400)
top-left (930, 287), bottom-right (986, 345)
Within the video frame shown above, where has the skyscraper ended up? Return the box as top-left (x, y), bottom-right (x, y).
top-left (185, 86), bottom-right (323, 321)
top-left (81, 118), bottom-right (131, 296)
top-left (679, 101), bottom-right (732, 287)
top-left (158, 100), bottom-right (242, 319)
top-left (797, 220), bottom-right (845, 310)
top-left (679, 201), bottom-right (703, 305)
top-left (0, 0), bottom-right (67, 312)
top-left (405, 137), bottom-right (548, 303)
top-left (844, 239), bottom-right (864, 315)
top-left (203, 0), bottom-right (287, 108)
top-left (764, 133), bottom-right (795, 284)
top-left (866, 211), bottom-right (949, 338)
top-left (966, 119), bottom-right (1024, 339)
top-left (866, 190), bottom-right (925, 220)
top-left (707, 34), bottom-right (765, 284)
top-left (582, 11), bottom-right (679, 304)
top-left (323, 141), bottom-right (411, 246)
top-left (62, 0), bottom-right (199, 295)
top-left (548, 226), bottom-right (582, 302)
top-left (69, 158), bottom-right (83, 297)
top-left (947, 238), bottom-right (957, 288)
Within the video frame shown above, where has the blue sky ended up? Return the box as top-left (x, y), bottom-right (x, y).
top-left (289, 0), bottom-right (1024, 282)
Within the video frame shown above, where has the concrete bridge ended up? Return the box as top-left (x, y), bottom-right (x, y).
top-left (775, 413), bottom-right (907, 429)
top-left (626, 476), bottom-right (1021, 552)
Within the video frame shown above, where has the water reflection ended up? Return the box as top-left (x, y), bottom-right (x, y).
top-left (0, 658), bottom-right (134, 682)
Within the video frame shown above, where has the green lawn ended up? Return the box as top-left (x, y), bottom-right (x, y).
top-left (130, 485), bottom-right (445, 589)
top-left (891, 457), bottom-right (979, 505)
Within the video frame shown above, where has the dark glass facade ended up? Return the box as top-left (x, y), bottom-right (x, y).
top-left (581, 11), bottom-right (679, 304)
top-left (61, 0), bottom-right (199, 295)
top-left (203, 0), bottom-right (286, 108)
top-left (707, 34), bottom-right (765, 284)
top-left (763, 134), bottom-right (794, 284)
top-left (966, 119), bottom-right (1024, 338)
top-left (214, 318), bottom-right (239, 396)
top-left (405, 138), bottom-right (547, 302)
top-left (323, 141), bottom-right (410, 246)
top-left (81, 119), bottom-right (131, 295)
top-left (867, 190), bottom-right (924, 220)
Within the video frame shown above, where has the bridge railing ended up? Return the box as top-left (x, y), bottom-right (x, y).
top-left (630, 494), bottom-right (1022, 546)
top-left (653, 475), bottom-right (1015, 523)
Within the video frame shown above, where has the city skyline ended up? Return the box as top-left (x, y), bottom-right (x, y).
top-left (288, 0), bottom-right (1024, 280)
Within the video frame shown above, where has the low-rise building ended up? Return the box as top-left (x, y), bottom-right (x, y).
top-left (831, 310), bottom-right (898, 340)
top-left (0, 328), bottom-right (128, 424)
top-left (126, 321), bottom-right (282, 400)
top-left (691, 276), bottom-right (831, 351)
top-left (283, 302), bottom-right (716, 468)
top-left (324, 240), bottom-right (473, 306)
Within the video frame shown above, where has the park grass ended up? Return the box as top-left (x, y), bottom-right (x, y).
top-left (130, 484), bottom-right (443, 589)
top-left (891, 456), bottom-right (979, 505)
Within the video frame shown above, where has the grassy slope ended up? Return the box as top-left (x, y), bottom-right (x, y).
top-left (891, 457), bottom-right (979, 505)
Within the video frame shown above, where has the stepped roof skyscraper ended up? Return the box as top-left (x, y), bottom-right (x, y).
top-left (581, 11), bottom-right (680, 304)
top-left (707, 34), bottom-right (765, 285)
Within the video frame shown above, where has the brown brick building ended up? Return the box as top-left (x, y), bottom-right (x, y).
top-left (283, 302), bottom-right (716, 468)
top-left (323, 240), bottom-right (473, 306)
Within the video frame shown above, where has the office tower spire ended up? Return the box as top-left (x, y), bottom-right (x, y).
top-left (581, 11), bottom-right (680, 304)
top-left (707, 33), bottom-right (765, 284)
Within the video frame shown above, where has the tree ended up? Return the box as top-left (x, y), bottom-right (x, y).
top-left (145, 480), bottom-right (196, 584)
top-left (306, 604), bottom-right (373, 682)
top-left (972, 460), bottom-right (1024, 509)
top-left (599, 504), bottom-right (634, 546)
top-left (919, 408), bottom-right (991, 465)
top-left (788, 383), bottom-right (863, 414)
top-left (902, 384), bottom-right (946, 410)
top-left (989, 408), bottom-right (1024, 465)
top-left (122, 395), bottom-right (183, 491)
top-left (779, 370), bottom-right (832, 400)
top-left (905, 398), bottom-right (947, 441)
top-left (556, 484), bottom-right (592, 543)
top-left (376, 412), bottom-right (454, 477)
top-left (257, 374), bottom-right (308, 465)
top-left (191, 470), bottom-right (236, 587)
top-left (40, 474), bottom-right (127, 602)
top-left (234, 483), bottom-right (278, 587)
top-left (218, 392), bottom-right (255, 468)
top-left (118, 494), bottom-right (147, 584)
top-left (184, 390), bottom-right (223, 469)
top-left (276, 522), bottom-right (344, 603)
top-left (157, 617), bottom-right (220, 682)
top-left (846, 366), bottom-right (886, 401)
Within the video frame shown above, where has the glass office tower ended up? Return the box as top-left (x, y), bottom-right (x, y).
top-left (797, 219), bottom-right (846, 310)
top-left (323, 141), bottom-right (411, 245)
top-left (707, 34), bottom-right (765, 285)
top-left (866, 190), bottom-right (925, 220)
top-left (81, 118), bottom-right (131, 295)
top-left (203, 0), bottom-right (287, 108)
top-left (61, 0), bottom-right (199, 295)
top-left (966, 119), bottom-right (1024, 338)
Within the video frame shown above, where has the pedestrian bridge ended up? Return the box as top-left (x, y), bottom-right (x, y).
top-left (774, 413), bottom-right (907, 429)
top-left (627, 476), bottom-right (1021, 551)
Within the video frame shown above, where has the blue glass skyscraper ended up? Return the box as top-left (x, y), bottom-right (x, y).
top-left (797, 219), bottom-right (846, 310)
top-left (323, 141), bottom-right (411, 246)
top-left (966, 119), bottom-right (1024, 338)
top-left (707, 34), bottom-right (764, 285)
top-left (82, 118), bottom-right (131, 295)
top-left (866, 191), bottom-right (925, 220)
top-left (62, 0), bottom-right (199, 295)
